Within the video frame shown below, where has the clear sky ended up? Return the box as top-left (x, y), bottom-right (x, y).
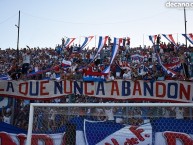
top-left (0, 0), bottom-right (193, 49)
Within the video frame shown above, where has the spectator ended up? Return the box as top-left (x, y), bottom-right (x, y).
top-left (175, 107), bottom-right (184, 119)
top-left (7, 59), bottom-right (21, 80)
top-left (123, 69), bottom-right (131, 80)
top-left (50, 70), bottom-right (56, 80)
top-left (21, 48), bottom-right (31, 80)
top-left (104, 107), bottom-right (115, 122)
top-left (59, 68), bottom-right (67, 80)
top-left (48, 109), bottom-right (57, 128)
top-left (114, 107), bottom-right (125, 124)
top-left (106, 71), bottom-right (115, 82)
top-left (73, 68), bottom-right (82, 81)
top-left (1, 106), bottom-right (11, 124)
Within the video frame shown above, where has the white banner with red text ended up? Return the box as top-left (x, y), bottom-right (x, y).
top-left (0, 80), bottom-right (192, 102)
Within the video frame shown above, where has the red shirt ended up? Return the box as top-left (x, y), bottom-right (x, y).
top-left (53, 65), bottom-right (60, 72)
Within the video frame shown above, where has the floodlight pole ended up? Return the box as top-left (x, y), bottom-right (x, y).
top-left (16, 10), bottom-right (20, 64)
top-left (184, 7), bottom-right (187, 48)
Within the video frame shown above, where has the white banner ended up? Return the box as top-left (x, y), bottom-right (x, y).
top-left (0, 80), bottom-right (192, 102)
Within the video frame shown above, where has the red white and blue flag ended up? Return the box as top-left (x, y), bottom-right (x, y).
top-left (157, 53), bottom-right (177, 77)
top-left (131, 54), bottom-right (144, 62)
top-left (63, 37), bottom-right (76, 48)
top-left (149, 35), bottom-right (157, 44)
top-left (164, 61), bottom-right (182, 72)
top-left (80, 36), bottom-right (94, 50)
top-left (162, 34), bottom-right (178, 47)
top-left (117, 60), bottom-right (131, 70)
top-left (61, 59), bottom-right (72, 67)
top-left (182, 33), bottom-right (193, 45)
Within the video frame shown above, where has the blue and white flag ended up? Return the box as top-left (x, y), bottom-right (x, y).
top-left (103, 37), bottom-right (121, 74)
top-left (92, 36), bottom-right (108, 61)
top-left (84, 120), bottom-right (152, 145)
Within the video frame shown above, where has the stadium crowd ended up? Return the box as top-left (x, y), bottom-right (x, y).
top-left (0, 36), bottom-right (193, 82)
top-left (0, 36), bottom-right (193, 130)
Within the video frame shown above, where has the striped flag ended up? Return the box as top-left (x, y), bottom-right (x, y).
top-left (103, 37), bottom-right (121, 73)
top-left (80, 36), bottom-right (94, 50)
top-left (182, 33), bottom-right (193, 45)
top-left (92, 36), bottom-right (108, 61)
top-left (63, 37), bottom-right (76, 48)
top-left (149, 35), bottom-right (157, 44)
top-left (162, 34), bottom-right (178, 47)
top-left (117, 60), bottom-right (130, 70)
top-left (156, 53), bottom-right (177, 77)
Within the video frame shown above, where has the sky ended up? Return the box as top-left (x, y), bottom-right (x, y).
top-left (0, 0), bottom-right (193, 50)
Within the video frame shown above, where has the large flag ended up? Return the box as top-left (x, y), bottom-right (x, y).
top-left (0, 117), bottom-right (193, 145)
top-left (80, 36), bottom-right (94, 50)
top-left (182, 33), bottom-right (193, 45)
top-left (103, 37), bottom-right (122, 73)
top-left (63, 37), bottom-right (76, 48)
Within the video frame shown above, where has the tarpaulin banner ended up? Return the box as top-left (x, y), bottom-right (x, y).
top-left (0, 80), bottom-right (192, 102)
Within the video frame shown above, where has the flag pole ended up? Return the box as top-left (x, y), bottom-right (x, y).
top-left (143, 33), bottom-right (144, 48)
top-left (95, 35), bottom-right (97, 48)
top-left (79, 36), bottom-right (81, 46)
top-left (177, 33), bottom-right (178, 44)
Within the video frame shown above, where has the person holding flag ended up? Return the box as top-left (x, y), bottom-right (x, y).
top-left (179, 50), bottom-right (189, 79)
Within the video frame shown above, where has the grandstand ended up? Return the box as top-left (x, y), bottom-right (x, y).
top-left (0, 34), bottom-right (193, 145)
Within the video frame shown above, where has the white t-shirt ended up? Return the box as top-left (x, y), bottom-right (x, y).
top-left (22, 53), bottom-right (30, 64)
top-left (90, 53), bottom-right (94, 59)
top-left (50, 72), bottom-right (56, 80)
top-left (152, 53), bottom-right (157, 62)
top-left (105, 108), bottom-right (114, 121)
top-left (35, 66), bottom-right (39, 72)
top-left (123, 71), bottom-right (131, 80)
